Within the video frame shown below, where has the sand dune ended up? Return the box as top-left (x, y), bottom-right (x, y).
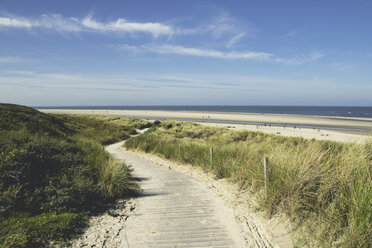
top-left (39, 109), bottom-right (372, 143)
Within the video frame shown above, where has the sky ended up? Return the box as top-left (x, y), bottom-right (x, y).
top-left (0, 0), bottom-right (371, 106)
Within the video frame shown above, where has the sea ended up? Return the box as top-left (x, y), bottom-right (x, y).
top-left (37, 106), bottom-right (372, 118)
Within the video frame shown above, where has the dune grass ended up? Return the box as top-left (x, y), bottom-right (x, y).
top-left (125, 121), bottom-right (372, 247)
top-left (0, 104), bottom-right (151, 247)
top-left (55, 114), bottom-right (152, 145)
top-left (0, 212), bottom-right (87, 247)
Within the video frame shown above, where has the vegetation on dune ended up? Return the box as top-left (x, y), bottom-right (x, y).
top-left (55, 114), bottom-right (151, 145)
top-left (0, 104), bottom-right (151, 247)
top-left (125, 121), bottom-right (372, 248)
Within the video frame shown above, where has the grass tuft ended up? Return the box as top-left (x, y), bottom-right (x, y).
top-left (98, 157), bottom-right (138, 198)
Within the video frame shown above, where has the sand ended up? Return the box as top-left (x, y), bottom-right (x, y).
top-left (70, 137), bottom-right (294, 247)
top-left (200, 122), bottom-right (370, 143)
top-left (122, 147), bottom-right (295, 248)
top-left (69, 199), bottom-right (136, 248)
top-left (40, 109), bottom-right (372, 143)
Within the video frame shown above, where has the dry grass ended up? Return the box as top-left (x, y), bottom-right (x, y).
top-left (125, 121), bottom-right (372, 247)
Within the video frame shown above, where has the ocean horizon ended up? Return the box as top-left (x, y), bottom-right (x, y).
top-left (35, 105), bottom-right (372, 118)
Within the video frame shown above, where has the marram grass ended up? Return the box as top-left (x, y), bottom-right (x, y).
top-left (0, 104), bottom-right (151, 247)
top-left (125, 121), bottom-right (372, 248)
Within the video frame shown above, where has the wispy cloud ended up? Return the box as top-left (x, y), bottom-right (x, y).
top-left (0, 14), bottom-right (173, 36)
top-left (0, 11), bottom-right (255, 40)
top-left (333, 62), bottom-right (356, 70)
top-left (81, 16), bottom-right (173, 37)
top-left (205, 10), bottom-right (235, 38)
top-left (275, 52), bottom-right (326, 65)
top-left (0, 57), bottom-right (27, 63)
top-left (226, 32), bottom-right (246, 48)
top-left (1, 13), bottom-right (324, 66)
top-left (117, 44), bottom-right (141, 54)
top-left (38, 14), bottom-right (82, 32)
top-left (0, 17), bottom-right (32, 28)
top-left (205, 11), bottom-right (256, 47)
top-left (0, 15), bottom-right (81, 32)
top-left (281, 30), bottom-right (298, 39)
top-left (119, 44), bottom-right (273, 60)
top-left (0, 71), bottom-right (254, 92)
top-left (118, 44), bottom-right (325, 65)
top-left (2, 71), bottom-right (371, 105)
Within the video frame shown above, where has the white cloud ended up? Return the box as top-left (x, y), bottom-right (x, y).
top-left (275, 52), bottom-right (326, 65)
top-left (0, 14), bottom-right (173, 36)
top-left (281, 30), bottom-right (298, 39)
top-left (119, 44), bottom-right (324, 65)
top-left (226, 32), bottom-right (246, 48)
top-left (0, 15), bottom-right (81, 32)
top-left (204, 11), bottom-right (257, 42)
top-left (0, 17), bottom-right (32, 28)
top-left (39, 14), bottom-right (82, 32)
top-left (1, 13), bottom-right (324, 66)
top-left (0, 11), bottom-right (254, 46)
top-left (209, 22), bottom-right (235, 38)
top-left (82, 16), bottom-right (173, 37)
top-left (124, 44), bottom-right (273, 60)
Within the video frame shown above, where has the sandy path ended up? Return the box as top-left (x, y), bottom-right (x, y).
top-left (107, 141), bottom-right (244, 247)
top-left (70, 200), bottom-right (136, 248)
top-left (105, 139), bottom-right (293, 248)
top-left (69, 129), bottom-right (294, 248)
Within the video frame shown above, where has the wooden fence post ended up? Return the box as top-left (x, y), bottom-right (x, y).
top-left (210, 147), bottom-right (214, 166)
top-left (264, 157), bottom-right (269, 197)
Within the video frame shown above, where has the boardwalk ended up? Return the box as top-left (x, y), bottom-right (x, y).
top-left (107, 141), bottom-right (242, 248)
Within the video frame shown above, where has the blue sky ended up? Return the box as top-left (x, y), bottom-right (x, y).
top-left (0, 0), bottom-right (371, 106)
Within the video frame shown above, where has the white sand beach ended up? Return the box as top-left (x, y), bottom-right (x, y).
top-left (40, 109), bottom-right (372, 143)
